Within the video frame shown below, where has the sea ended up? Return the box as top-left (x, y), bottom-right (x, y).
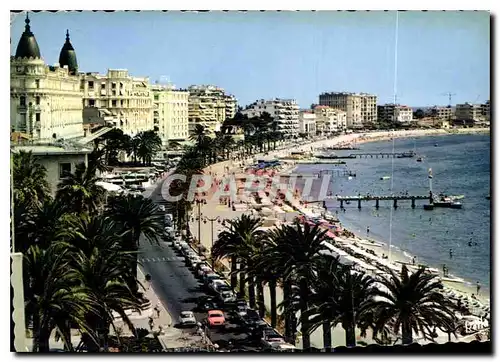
top-left (295, 133), bottom-right (491, 291)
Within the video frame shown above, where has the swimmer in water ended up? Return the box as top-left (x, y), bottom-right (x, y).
top-left (449, 249), bottom-right (453, 259)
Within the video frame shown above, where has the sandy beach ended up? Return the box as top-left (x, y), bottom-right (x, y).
top-left (186, 128), bottom-right (490, 348)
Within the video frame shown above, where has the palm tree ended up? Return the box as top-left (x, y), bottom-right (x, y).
top-left (212, 215), bottom-right (263, 300)
top-left (24, 242), bottom-right (97, 352)
top-left (67, 214), bottom-right (146, 351)
top-left (12, 150), bottom-right (51, 210)
top-left (135, 131), bottom-right (162, 166)
top-left (88, 147), bottom-right (111, 175)
top-left (263, 222), bottom-right (329, 350)
top-left (56, 162), bottom-right (105, 215)
top-left (367, 265), bottom-right (457, 345)
top-left (106, 194), bottom-right (165, 293)
top-left (306, 256), bottom-right (377, 349)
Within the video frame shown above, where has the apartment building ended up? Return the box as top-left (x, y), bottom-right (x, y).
top-left (152, 84), bottom-right (189, 145)
top-left (242, 98), bottom-right (300, 136)
top-left (187, 85), bottom-right (237, 134)
top-left (377, 104), bottom-right (414, 124)
top-left (313, 105), bottom-right (347, 134)
top-left (360, 93), bottom-right (378, 124)
top-left (319, 92), bottom-right (368, 128)
top-left (481, 100), bottom-right (490, 122)
top-left (429, 106), bottom-right (454, 121)
top-left (298, 111), bottom-right (316, 136)
top-left (10, 16), bottom-right (84, 141)
top-left (455, 103), bottom-right (483, 123)
top-left (81, 69), bottom-right (153, 136)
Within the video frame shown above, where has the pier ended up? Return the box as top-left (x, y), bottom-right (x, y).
top-left (334, 194), bottom-right (432, 209)
top-left (317, 151), bottom-right (416, 159)
top-left (317, 169), bottom-right (357, 178)
top-left (295, 159), bottom-right (347, 165)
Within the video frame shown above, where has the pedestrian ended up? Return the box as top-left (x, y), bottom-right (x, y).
top-left (366, 226), bottom-right (370, 235)
top-left (449, 249), bottom-right (453, 259)
top-left (148, 317), bottom-right (154, 331)
top-left (476, 281), bottom-right (481, 295)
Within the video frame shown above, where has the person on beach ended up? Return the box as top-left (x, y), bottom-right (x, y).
top-left (449, 249), bottom-right (453, 259)
top-left (366, 226), bottom-right (370, 235)
top-left (476, 281), bottom-right (481, 295)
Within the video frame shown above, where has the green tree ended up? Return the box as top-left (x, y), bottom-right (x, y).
top-left (106, 194), bottom-right (165, 294)
top-left (24, 243), bottom-right (97, 352)
top-left (212, 215), bottom-right (263, 303)
top-left (12, 150), bottom-right (51, 211)
top-left (306, 255), bottom-right (377, 349)
top-left (264, 222), bottom-right (329, 350)
top-left (56, 162), bottom-right (105, 215)
top-left (367, 265), bottom-right (456, 345)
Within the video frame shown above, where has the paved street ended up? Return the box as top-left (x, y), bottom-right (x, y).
top-left (140, 179), bottom-right (261, 351)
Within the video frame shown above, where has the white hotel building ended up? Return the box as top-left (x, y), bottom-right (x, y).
top-left (10, 15), bottom-right (84, 141)
top-left (242, 98), bottom-right (300, 136)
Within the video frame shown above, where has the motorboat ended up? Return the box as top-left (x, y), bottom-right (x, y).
top-left (416, 157), bottom-right (423, 162)
top-left (380, 176), bottom-right (391, 180)
top-left (433, 196), bottom-right (463, 209)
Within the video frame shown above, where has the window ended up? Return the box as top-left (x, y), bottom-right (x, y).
top-left (101, 83), bottom-right (106, 89)
top-left (59, 163), bottom-right (71, 179)
top-left (88, 81), bottom-right (94, 89)
top-left (89, 99), bottom-right (95, 107)
top-left (20, 96), bottom-right (26, 107)
top-left (35, 80), bottom-right (40, 89)
top-left (112, 100), bottom-right (117, 107)
top-left (35, 96), bottom-right (40, 105)
top-left (111, 82), bottom-right (116, 89)
top-left (35, 113), bottom-right (40, 124)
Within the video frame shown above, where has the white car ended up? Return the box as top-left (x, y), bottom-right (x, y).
top-left (197, 265), bottom-right (212, 278)
top-left (218, 290), bottom-right (236, 304)
top-left (179, 311), bottom-right (197, 326)
top-left (209, 280), bottom-right (227, 292)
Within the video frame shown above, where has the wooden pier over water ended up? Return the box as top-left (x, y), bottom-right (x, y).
top-left (318, 151), bottom-right (416, 159)
top-left (330, 194), bottom-right (433, 209)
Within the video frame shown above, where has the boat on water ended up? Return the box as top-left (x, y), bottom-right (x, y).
top-left (380, 176), bottom-right (391, 180)
top-left (396, 151), bottom-right (416, 158)
top-left (416, 157), bottom-right (423, 162)
top-left (433, 195), bottom-right (463, 209)
top-left (434, 143), bottom-right (438, 147)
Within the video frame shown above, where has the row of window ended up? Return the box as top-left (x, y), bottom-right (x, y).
top-left (19, 96), bottom-right (40, 106)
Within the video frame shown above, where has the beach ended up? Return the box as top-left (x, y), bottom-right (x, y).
top-left (186, 128), bottom-right (490, 348)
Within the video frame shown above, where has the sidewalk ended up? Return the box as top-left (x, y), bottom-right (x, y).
top-left (111, 267), bottom-right (207, 350)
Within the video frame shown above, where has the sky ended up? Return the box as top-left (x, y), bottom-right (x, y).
top-left (10, 10), bottom-right (490, 108)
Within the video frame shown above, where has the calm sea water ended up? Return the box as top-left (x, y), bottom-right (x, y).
top-left (296, 134), bottom-right (491, 289)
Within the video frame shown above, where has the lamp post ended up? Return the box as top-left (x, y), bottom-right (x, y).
top-left (203, 216), bottom-right (223, 263)
top-left (191, 198), bottom-right (205, 245)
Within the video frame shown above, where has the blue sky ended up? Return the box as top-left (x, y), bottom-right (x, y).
top-left (10, 11), bottom-right (490, 108)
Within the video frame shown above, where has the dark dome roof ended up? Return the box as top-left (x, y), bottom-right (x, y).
top-left (59, 29), bottom-right (78, 74)
top-left (15, 13), bottom-right (41, 59)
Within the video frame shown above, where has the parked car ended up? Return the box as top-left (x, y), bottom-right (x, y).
top-left (189, 256), bottom-right (203, 268)
top-left (165, 226), bottom-right (174, 237)
top-left (159, 205), bottom-right (166, 212)
top-left (197, 264), bottom-right (212, 278)
top-left (206, 310), bottom-right (225, 328)
top-left (165, 214), bottom-right (173, 227)
top-left (235, 300), bottom-right (248, 317)
top-left (218, 290), bottom-right (237, 304)
top-left (208, 280), bottom-right (227, 293)
top-left (203, 273), bottom-right (222, 286)
top-left (179, 311), bottom-right (197, 326)
top-left (196, 297), bottom-right (220, 312)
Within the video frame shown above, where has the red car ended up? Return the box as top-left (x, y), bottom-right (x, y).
top-left (207, 310), bottom-right (225, 328)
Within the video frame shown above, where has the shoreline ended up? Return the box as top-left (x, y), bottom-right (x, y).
top-left (185, 129), bottom-right (489, 346)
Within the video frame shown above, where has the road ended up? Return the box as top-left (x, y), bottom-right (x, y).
top-left (139, 180), bottom-right (261, 351)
